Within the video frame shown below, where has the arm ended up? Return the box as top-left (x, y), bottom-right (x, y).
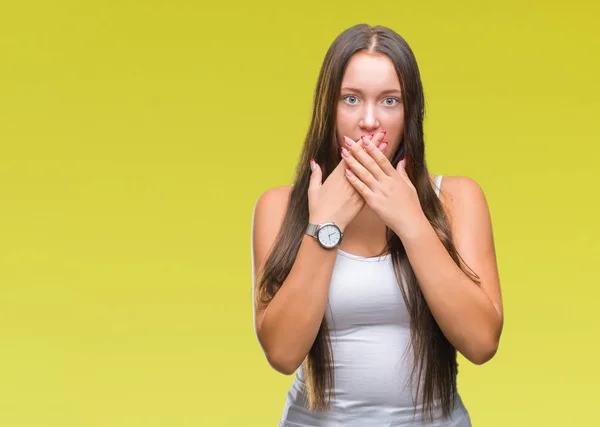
top-left (251, 187), bottom-right (338, 375)
top-left (393, 176), bottom-right (504, 365)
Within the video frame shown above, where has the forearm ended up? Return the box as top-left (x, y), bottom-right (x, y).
top-left (258, 235), bottom-right (337, 374)
top-left (395, 215), bottom-right (502, 364)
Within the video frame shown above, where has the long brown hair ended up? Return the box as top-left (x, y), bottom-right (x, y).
top-left (254, 24), bottom-right (480, 423)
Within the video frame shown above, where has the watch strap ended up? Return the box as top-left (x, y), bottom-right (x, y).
top-left (306, 223), bottom-right (319, 237)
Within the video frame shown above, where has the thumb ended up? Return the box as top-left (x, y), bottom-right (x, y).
top-left (396, 156), bottom-right (407, 174)
top-left (309, 158), bottom-right (322, 191)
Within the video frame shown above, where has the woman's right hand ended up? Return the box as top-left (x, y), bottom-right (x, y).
top-left (308, 132), bottom-right (388, 231)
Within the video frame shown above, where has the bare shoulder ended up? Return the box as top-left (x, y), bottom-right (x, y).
top-left (252, 185), bottom-right (294, 226)
top-left (251, 185), bottom-right (293, 271)
top-left (435, 175), bottom-right (488, 221)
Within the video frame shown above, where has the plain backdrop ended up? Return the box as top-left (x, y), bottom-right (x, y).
top-left (1, 1), bottom-right (599, 426)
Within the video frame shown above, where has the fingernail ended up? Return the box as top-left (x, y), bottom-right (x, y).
top-left (310, 158), bottom-right (315, 171)
top-left (341, 147), bottom-right (350, 157)
top-left (362, 136), bottom-right (370, 146)
top-left (344, 168), bottom-right (354, 177)
top-left (344, 137), bottom-right (354, 147)
top-left (380, 141), bottom-right (388, 151)
top-left (381, 130), bottom-right (387, 136)
top-left (370, 133), bottom-right (374, 139)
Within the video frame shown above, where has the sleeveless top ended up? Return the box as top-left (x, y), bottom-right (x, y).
top-left (279, 175), bottom-right (473, 427)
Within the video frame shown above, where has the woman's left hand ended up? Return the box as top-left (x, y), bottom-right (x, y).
top-left (341, 135), bottom-right (426, 237)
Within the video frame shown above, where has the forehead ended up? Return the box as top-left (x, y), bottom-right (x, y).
top-left (341, 52), bottom-right (401, 91)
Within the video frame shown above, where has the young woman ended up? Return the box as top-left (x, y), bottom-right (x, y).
top-left (251, 24), bottom-right (503, 427)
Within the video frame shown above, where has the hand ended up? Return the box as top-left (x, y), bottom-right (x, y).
top-left (308, 132), bottom-right (388, 231)
top-left (340, 135), bottom-right (425, 237)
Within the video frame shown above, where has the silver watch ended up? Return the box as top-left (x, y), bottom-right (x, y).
top-left (306, 222), bottom-right (343, 249)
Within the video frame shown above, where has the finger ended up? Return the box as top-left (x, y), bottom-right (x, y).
top-left (360, 136), bottom-right (397, 177)
top-left (343, 136), bottom-right (360, 150)
top-left (371, 130), bottom-right (387, 146)
top-left (396, 156), bottom-right (413, 186)
top-left (356, 136), bottom-right (369, 150)
top-left (344, 136), bottom-right (369, 157)
top-left (344, 167), bottom-right (373, 200)
top-left (397, 157), bottom-right (417, 189)
top-left (396, 156), bottom-right (407, 174)
top-left (361, 131), bottom-right (386, 149)
top-left (344, 136), bottom-right (388, 181)
top-left (340, 133), bottom-right (386, 163)
top-left (308, 158), bottom-right (322, 192)
top-left (341, 144), bottom-right (379, 191)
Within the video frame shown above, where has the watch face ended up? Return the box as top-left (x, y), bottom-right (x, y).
top-left (317, 224), bottom-right (342, 248)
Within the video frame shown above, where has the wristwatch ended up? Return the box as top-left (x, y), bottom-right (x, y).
top-left (305, 222), bottom-right (343, 249)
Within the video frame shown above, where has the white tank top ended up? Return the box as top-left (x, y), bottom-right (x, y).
top-left (279, 176), bottom-right (473, 426)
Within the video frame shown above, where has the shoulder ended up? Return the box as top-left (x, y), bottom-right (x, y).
top-left (435, 175), bottom-right (491, 234)
top-left (437, 175), bottom-right (485, 201)
top-left (253, 185), bottom-right (293, 216)
top-left (251, 185), bottom-right (294, 306)
top-left (252, 185), bottom-right (294, 237)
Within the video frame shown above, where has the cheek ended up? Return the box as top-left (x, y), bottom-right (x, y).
top-left (335, 112), bottom-right (353, 137)
top-left (383, 114), bottom-right (404, 137)
top-left (382, 112), bottom-right (404, 129)
top-left (336, 108), bottom-right (351, 125)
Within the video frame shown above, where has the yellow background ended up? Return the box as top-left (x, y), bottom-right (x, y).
top-left (1, 1), bottom-right (598, 426)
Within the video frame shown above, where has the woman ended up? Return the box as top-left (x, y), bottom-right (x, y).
top-left (251, 24), bottom-right (503, 426)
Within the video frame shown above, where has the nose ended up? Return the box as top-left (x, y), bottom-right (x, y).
top-left (359, 104), bottom-right (380, 132)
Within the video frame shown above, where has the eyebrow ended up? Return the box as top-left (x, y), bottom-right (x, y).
top-left (340, 87), bottom-right (402, 96)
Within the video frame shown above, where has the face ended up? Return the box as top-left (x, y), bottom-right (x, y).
top-left (336, 51), bottom-right (405, 160)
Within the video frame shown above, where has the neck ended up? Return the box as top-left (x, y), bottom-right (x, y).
top-left (341, 204), bottom-right (388, 253)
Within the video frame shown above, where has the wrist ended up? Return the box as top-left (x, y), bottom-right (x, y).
top-left (391, 212), bottom-right (430, 241)
top-left (308, 217), bottom-right (346, 232)
top-left (306, 220), bottom-right (345, 249)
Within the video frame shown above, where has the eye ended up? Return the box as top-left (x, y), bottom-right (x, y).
top-left (342, 95), bottom-right (359, 105)
top-left (384, 97), bottom-right (400, 106)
